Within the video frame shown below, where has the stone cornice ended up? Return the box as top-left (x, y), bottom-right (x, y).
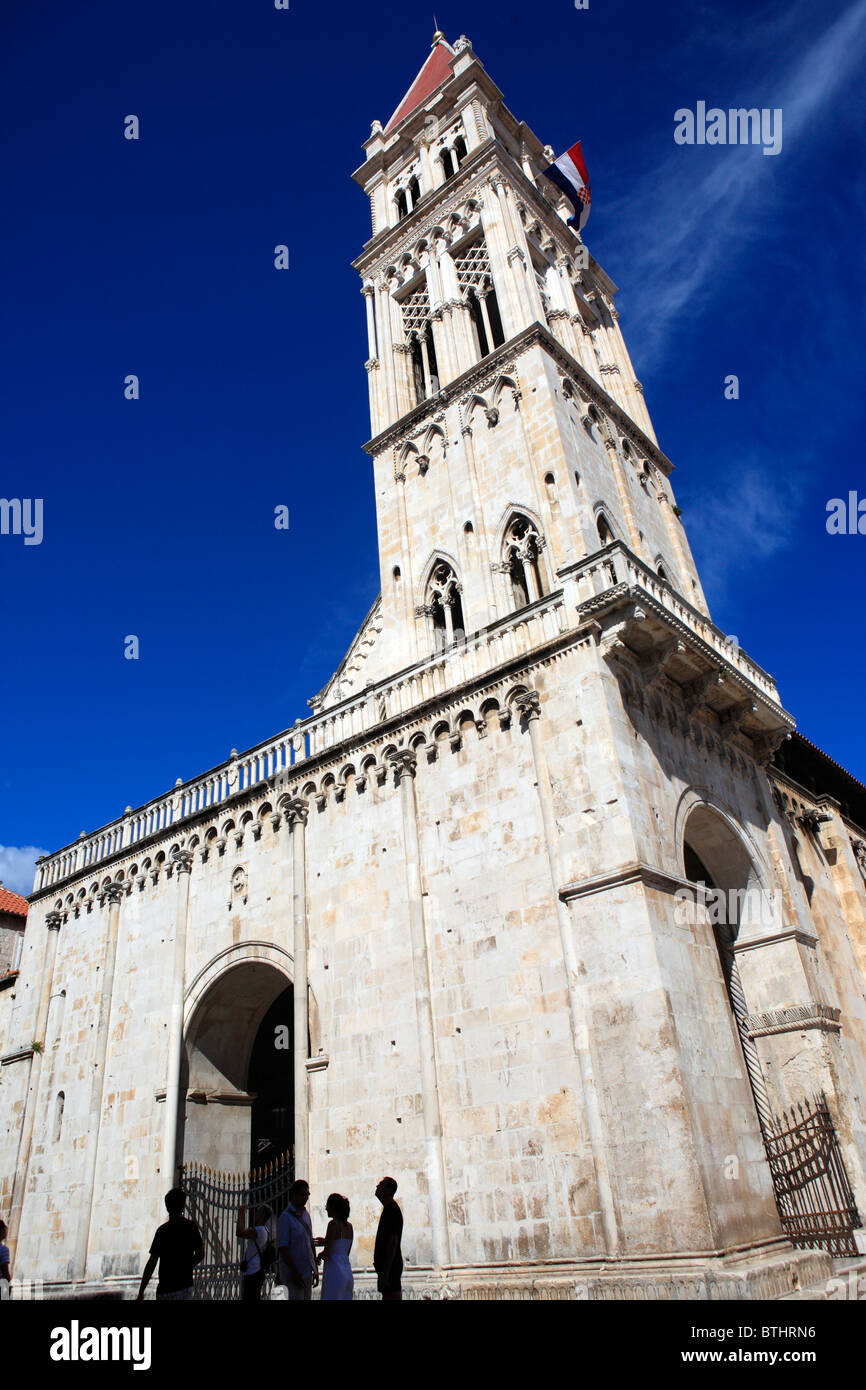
top-left (732, 927), bottom-right (819, 953)
top-left (364, 322), bottom-right (671, 475)
top-left (559, 861), bottom-right (696, 903)
top-left (768, 767), bottom-right (866, 841)
top-left (742, 1002), bottom-right (842, 1039)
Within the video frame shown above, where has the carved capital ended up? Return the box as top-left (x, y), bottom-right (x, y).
top-left (173, 849), bottom-right (194, 876)
top-left (513, 689), bottom-right (541, 723)
top-left (46, 910), bottom-right (62, 931)
top-left (284, 797), bottom-right (309, 828)
top-left (390, 748), bottom-right (418, 782)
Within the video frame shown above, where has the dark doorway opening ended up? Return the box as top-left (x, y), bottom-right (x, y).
top-left (248, 983), bottom-right (294, 1172)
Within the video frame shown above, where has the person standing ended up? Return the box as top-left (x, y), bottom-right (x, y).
top-left (318, 1194), bottom-right (353, 1301)
top-left (137, 1188), bottom-right (204, 1301)
top-left (0, 1221), bottom-right (11, 1301)
top-left (236, 1203), bottom-right (273, 1301)
top-left (373, 1177), bottom-right (403, 1301)
top-left (276, 1179), bottom-right (318, 1300)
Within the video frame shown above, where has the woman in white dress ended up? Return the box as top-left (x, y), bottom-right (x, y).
top-left (317, 1194), bottom-right (353, 1300)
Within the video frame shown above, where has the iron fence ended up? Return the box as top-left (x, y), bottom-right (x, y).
top-left (763, 1093), bottom-right (860, 1258)
top-left (181, 1150), bottom-right (294, 1300)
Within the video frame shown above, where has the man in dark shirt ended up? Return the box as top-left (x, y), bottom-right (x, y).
top-left (137, 1187), bottom-right (204, 1301)
top-left (373, 1176), bottom-right (403, 1301)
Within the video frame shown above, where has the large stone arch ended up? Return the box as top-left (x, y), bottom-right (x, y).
top-left (674, 787), bottom-right (774, 932)
top-left (181, 943), bottom-right (304, 1175)
top-left (676, 789), bottom-right (777, 1132)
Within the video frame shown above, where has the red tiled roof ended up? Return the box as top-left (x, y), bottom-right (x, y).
top-left (0, 886), bottom-right (28, 917)
top-left (385, 39), bottom-right (455, 133)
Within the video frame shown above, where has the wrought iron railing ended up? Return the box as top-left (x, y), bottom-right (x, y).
top-left (763, 1093), bottom-right (860, 1258)
top-left (182, 1151), bottom-right (294, 1300)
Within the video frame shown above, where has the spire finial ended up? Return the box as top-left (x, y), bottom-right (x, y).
top-left (432, 19), bottom-right (445, 45)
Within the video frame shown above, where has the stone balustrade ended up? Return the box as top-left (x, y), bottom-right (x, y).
top-left (33, 588), bottom-right (569, 894)
top-left (563, 543), bottom-right (782, 704)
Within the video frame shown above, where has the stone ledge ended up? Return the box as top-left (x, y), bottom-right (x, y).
top-left (743, 1002), bottom-right (842, 1038)
top-left (27, 1245), bottom-right (830, 1302)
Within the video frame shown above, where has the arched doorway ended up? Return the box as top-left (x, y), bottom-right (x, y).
top-left (681, 800), bottom-right (861, 1254)
top-left (681, 803), bottom-right (771, 1128)
top-left (181, 959), bottom-right (294, 1175)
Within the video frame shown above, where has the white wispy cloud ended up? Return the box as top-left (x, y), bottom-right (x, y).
top-left (602, 0), bottom-right (866, 366)
top-left (683, 458), bottom-right (805, 593)
top-left (0, 844), bottom-right (47, 898)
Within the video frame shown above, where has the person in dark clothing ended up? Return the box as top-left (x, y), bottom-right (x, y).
top-left (137, 1187), bottom-right (204, 1301)
top-left (373, 1177), bottom-right (403, 1301)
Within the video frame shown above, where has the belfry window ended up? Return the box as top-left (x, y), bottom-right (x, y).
top-left (400, 284), bottom-right (439, 405)
top-left (503, 515), bottom-right (546, 610)
top-left (452, 238), bottom-right (505, 361)
top-left (453, 136), bottom-right (467, 169)
top-left (441, 148), bottom-right (456, 180)
top-left (597, 513), bottom-right (614, 545)
top-left (408, 326), bottom-right (439, 405)
top-left (426, 561), bottom-right (465, 651)
top-left (396, 189), bottom-right (408, 220)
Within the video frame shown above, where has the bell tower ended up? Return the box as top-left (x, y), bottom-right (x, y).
top-left (351, 33), bottom-right (710, 679)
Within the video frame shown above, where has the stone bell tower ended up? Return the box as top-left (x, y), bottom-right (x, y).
top-left (351, 32), bottom-right (709, 683)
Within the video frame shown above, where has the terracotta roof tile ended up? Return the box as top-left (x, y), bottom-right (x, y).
top-left (385, 40), bottom-right (455, 133)
top-left (0, 886), bottom-right (28, 917)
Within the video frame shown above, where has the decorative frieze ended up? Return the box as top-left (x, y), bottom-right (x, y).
top-left (742, 1003), bottom-right (842, 1039)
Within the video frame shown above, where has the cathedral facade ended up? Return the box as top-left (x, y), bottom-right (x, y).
top-left (3, 34), bottom-right (866, 1299)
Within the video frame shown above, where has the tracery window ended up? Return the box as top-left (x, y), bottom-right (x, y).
top-left (400, 286), bottom-right (439, 404)
top-left (503, 515), bottom-right (546, 610)
top-left (426, 561), bottom-right (465, 651)
top-left (451, 238), bottom-right (505, 359)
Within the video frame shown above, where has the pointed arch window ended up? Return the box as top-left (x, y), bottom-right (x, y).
top-left (426, 561), bottom-right (465, 651)
top-left (596, 512), bottom-right (614, 546)
top-left (503, 515), bottom-right (546, 610)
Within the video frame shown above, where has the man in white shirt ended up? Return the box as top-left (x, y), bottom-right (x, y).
top-left (277, 1180), bottom-right (318, 1300)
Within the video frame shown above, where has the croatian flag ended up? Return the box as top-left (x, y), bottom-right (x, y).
top-left (542, 141), bottom-right (591, 231)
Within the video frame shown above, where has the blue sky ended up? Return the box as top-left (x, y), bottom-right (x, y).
top-left (1, 0), bottom-right (865, 893)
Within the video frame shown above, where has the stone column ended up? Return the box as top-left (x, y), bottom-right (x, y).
top-left (8, 909), bottom-right (63, 1258)
top-left (287, 798), bottom-right (310, 1179)
top-left (391, 748), bottom-right (450, 1268)
top-left (74, 881), bottom-right (125, 1279)
top-left (513, 690), bottom-right (621, 1255)
top-left (161, 849), bottom-right (193, 1189)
